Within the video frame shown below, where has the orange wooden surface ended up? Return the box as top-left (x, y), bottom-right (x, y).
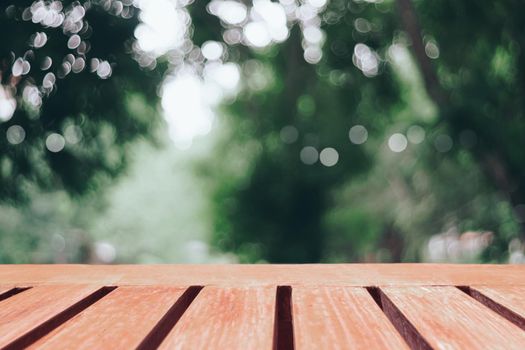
top-left (0, 264), bottom-right (523, 349)
top-left (0, 285), bottom-right (102, 348)
top-left (0, 264), bottom-right (524, 286)
top-left (158, 286), bottom-right (275, 350)
top-left (470, 286), bottom-right (525, 330)
top-left (470, 286), bottom-right (525, 316)
top-left (0, 286), bottom-right (12, 294)
top-left (380, 286), bottom-right (525, 349)
top-left (292, 286), bottom-right (409, 349)
top-left (28, 286), bottom-right (186, 350)
top-left (0, 286), bottom-right (14, 297)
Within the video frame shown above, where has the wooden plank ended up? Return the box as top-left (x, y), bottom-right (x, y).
top-left (0, 286), bottom-right (31, 304)
top-left (292, 286), bottom-right (409, 349)
top-left (0, 285), bottom-right (104, 348)
top-left (28, 286), bottom-right (187, 350)
top-left (0, 264), bottom-right (523, 286)
top-left (0, 286), bottom-right (15, 299)
top-left (0, 286), bottom-right (13, 295)
top-left (158, 286), bottom-right (275, 350)
top-left (469, 286), bottom-right (525, 330)
top-left (380, 286), bottom-right (525, 349)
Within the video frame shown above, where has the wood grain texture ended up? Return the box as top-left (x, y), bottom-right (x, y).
top-left (0, 286), bottom-right (13, 295)
top-left (0, 286), bottom-right (31, 305)
top-left (0, 285), bottom-right (102, 348)
top-left (28, 286), bottom-right (187, 350)
top-left (0, 265), bottom-right (523, 348)
top-left (470, 286), bottom-right (525, 330)
top-left (0, 286), bottom-right (17, 301)
top-left (158, 286), bottom-right (275, 350)
top-left (292, 286), bottom-right (409, 350)
top-left (0, 264), bottom-right (524, 286)
top-left (381, 286), bottom-right (525, 349)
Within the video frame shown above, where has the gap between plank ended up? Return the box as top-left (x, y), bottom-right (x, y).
top-left (273, 286), bottom-right (294, 350)
top-left (457, 286), bottom-right (525, 331)
top-left (136, 285), bottom-right (203, 350)
top-left (0, 287), bottom-right (31, 302)
top-left (2, 286), bottom-right (117, 350)
top-left (366, 287), bottom-right (432, 350)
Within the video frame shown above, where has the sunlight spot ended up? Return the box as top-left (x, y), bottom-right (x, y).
top-left (202, 41), bottom-right (223, 61)
top-left (280, 125), bottom-right (299, 144)
top-left (353, 43), bottom-right (379, 77)
top-left (354, 18), bottom-right (371, 33)
top-left (388, 133), bottom-right (407, 152)
top-left (46, 133), bottom-right (65, 152)
top-left (94, 241), bottom-right (116, 263)
top-left (407, 125), bottom-right (425, 144)
top-left (244, 22), bottom-right (272, 48)
top-left (162, 71), bottom-right (215, 150)
top-left (304, 46), bottom-right (323, 64)
top-left (204, 62), bottom-right (240, 92)
top-left (96, 61), bottom-right (112, 79)
top-left (32, 32), bottom-right (48, 48)
top-left (72, 57), bottom-right (85, 73)
top-left (134, 0), bottom-right (188, 56)
top-left (0, 86), bottom-right (16, 122)
top-left (243, 0), bottom-right (288, 48)
top-left (208, 0), bottom-right (247, 25)
top-left (223, 28), bottom-right (243, 45)
top-left (64, 125), bottom-right (82, 144)
top-left (23, 85), bottom-right (42, 108)
top-left (349, 125), bottom-right (368, 144)
top-left (6, 125), bottom-right (25, 145)
top-left (41, 56), bottom-right (53, 70)
top-left (67, 34), bottom-right (81, 49)
top-left (320, 147), bottom-right (338, 166)
top-left (425, 41), bottom-right (440, 59)
top-left (300, 146), bottom-right (318, 165)
top-left (303, 26), bottom-right (323, 45)
top-left (12, 58), bottom-right (26, 77)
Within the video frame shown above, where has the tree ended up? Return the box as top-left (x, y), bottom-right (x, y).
top-left (419, 2), bottom-right (525, 204)
top-left (201, 0), bottom-right (525, 262)
top-left (2, 0), bottom-right (524, 264)
top-left (204, 0), bottom-right (402, 262)
top-left (0, 0), bottom-right (166, 201)
top-left (397, 0), bottom-right (525, 257)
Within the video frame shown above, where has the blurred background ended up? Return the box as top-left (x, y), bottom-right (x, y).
top-left (1, 0), bottom-right (524, 264)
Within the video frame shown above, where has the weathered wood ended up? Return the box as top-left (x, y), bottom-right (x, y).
top-left (0, 286), bottom-right (16, 300)
top-left (0, 286), bottom-right (13, 295)
top-left (470, 286), bottom-right (525, 330)
top-left (380, 286), bottom-right (525, 349)
top-left (28, 286), bottom-right (187, 350)
top-left (0, 285), bottom-right (103, 348)
top-left (0, 264), bottom-right (524, 286)
top-left (292, 286), bottom-right (409, 349)
top-left (158, 286), bottom-right (275, 350)
top-left (0, 265), bottom-right (523, 348)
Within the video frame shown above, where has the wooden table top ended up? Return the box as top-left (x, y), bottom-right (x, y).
top-left (0, 264), bottom-right (524, 349)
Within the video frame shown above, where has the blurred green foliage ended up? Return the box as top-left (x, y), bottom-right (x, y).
top-left (1, 0), bottom-right (524, 264)
top-left (0, 0), bottom-right (166, 201)
top-left (204, 0), bottom-right (525, 262)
